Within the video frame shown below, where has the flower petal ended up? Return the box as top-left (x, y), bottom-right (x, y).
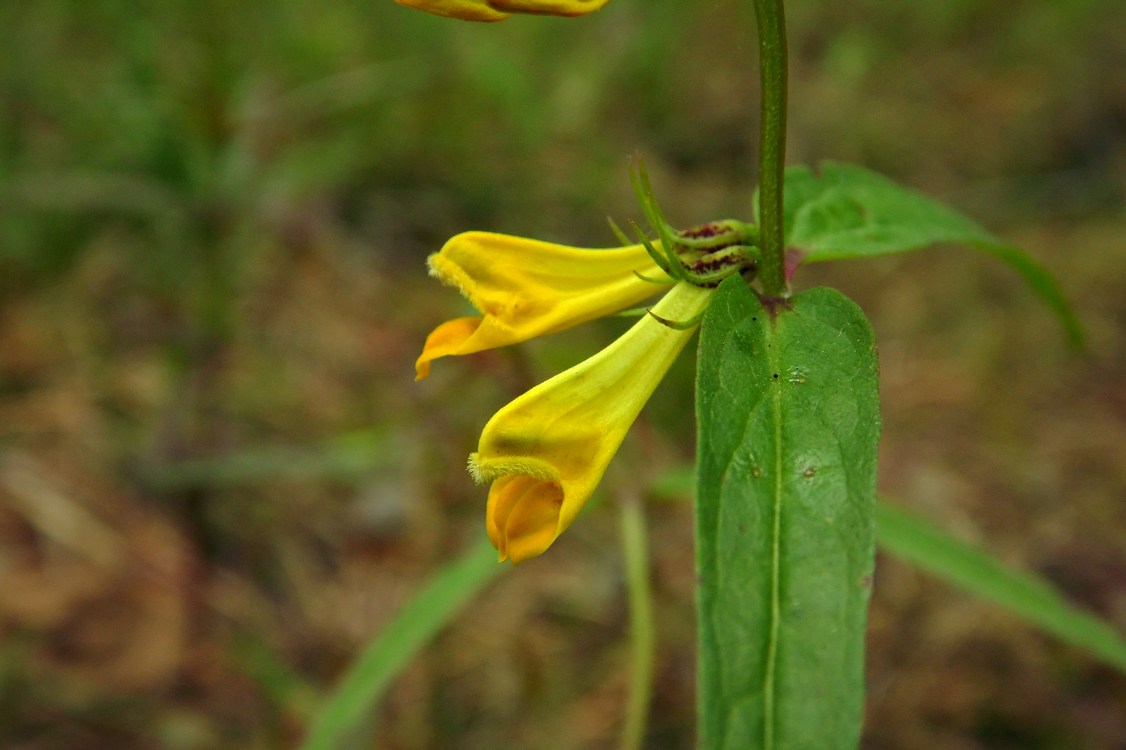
top-left (395, 0), bottom-right (610, 20)
top-left (415, 317), bottom-right (482, 380)
top-left (394, 0), bottom-right (511, 22)
top-left (489, 0), bottom-right (610, 16)
top-left (469, 282), bottom-right (713, 562)
top-left (416, 231), bottom-right (670, 379)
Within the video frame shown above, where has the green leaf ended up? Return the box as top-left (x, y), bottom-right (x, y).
top-left (775, 162), bottom-right (1083, 348)
top-left (876, 501), bottom-right (1126, 673)
top-left (299, 538), bottom-right (504, 750)
top-left (695, 277), bottom-right (880, 750)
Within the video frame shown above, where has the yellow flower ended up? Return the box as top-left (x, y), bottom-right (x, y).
top-left (395, 0), bottom-right (611, 22)
top-left (415, 232), bottom-right (670, 379)
top-left (469, 282), bottom-right (712, 562)
top-left (415, 174), bottom-right (753, 562)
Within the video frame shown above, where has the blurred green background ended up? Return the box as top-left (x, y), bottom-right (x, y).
top-left (1, 0), bottom-right (1123, 747)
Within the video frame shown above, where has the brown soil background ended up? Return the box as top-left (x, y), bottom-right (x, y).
top-left (1, 1), bottom-right (1123, 747)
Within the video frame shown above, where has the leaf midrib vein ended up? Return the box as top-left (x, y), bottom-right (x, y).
top-left (763, 320), bottom-right (784, 750)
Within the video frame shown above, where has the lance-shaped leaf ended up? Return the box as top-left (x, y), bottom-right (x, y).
top-left (876, 501), bottom-right (1126, 673)
top-left (768, 162), bottom-right (1083, 347)
top-left (695, 277), bottom-right (880, 749)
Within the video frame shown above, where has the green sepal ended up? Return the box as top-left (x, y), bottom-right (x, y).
top-left (633, 270), bottom-right (672, 285)
top-left (629, 158), bottom-right (682, 267)
top-left (647, 308), bottom-right (705, 330)
top-left (607, 215), bottom-right (635, 248)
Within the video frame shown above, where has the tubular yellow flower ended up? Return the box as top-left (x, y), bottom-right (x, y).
top-left (470, 282), bottom-right (712, 563)
top-left (394, 0), bottom-right (610, 22)
top-left (415, 232), bottom-right (670, 379)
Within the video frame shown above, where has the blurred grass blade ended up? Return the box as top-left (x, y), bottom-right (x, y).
top-left (618, 494), bottom-right (655, 750)
top-left (141, 429), bottom-right (395, 490)
top-left (230, 631), bottom-right (320, 720)
top-left (966, 239), bottom-right (1084, 348)
top-left (299, 538), bottom-right (504, 750)
top-left (876, 502), bottom-right (1126, 672)
top-left (649, 470), bottom-right (1126, 673)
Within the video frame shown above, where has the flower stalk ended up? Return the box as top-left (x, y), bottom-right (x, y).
top-left (753, 0), bottom-right (789, 297)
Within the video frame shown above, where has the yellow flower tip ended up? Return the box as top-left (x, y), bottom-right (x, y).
top-left (490, 0), bottom-right (611, 16)
top-left (424, 252), bottom-right (445, 281)
top-left (394, 0), bottom-right (511, 22)
top-left (414, 316), bottom-right (483, 380)
top-left (396, 0), bottom-right (610, 19)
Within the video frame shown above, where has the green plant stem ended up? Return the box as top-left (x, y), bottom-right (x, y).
top-left (752, 0), bottom-right (789, 297)
top-left (619, 493), bottom-right (655, 750)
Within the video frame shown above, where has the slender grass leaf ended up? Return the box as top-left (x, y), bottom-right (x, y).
top-left (619, 497), bottom-right (656, 750)
top-left (771, 162), bottom-right (1083, 348)
top-left (876, 501), bottom-right (1126, 673)
top-left (649, 466), bottom-right (1126, 676)
top-left (649, 463), bottom-right (1126, 675)
top-left (229, 631), bottom-right (320, 720)
top-left (299, 538), bottom-right (504, 750)
top-left (695, 278), bottom-right (880, 750)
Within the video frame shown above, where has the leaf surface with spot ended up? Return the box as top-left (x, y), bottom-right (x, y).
top-left (695, 277), bottom-right (880, 749)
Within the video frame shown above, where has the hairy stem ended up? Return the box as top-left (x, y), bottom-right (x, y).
top-left (752, 0), bottom-right (789, 297)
